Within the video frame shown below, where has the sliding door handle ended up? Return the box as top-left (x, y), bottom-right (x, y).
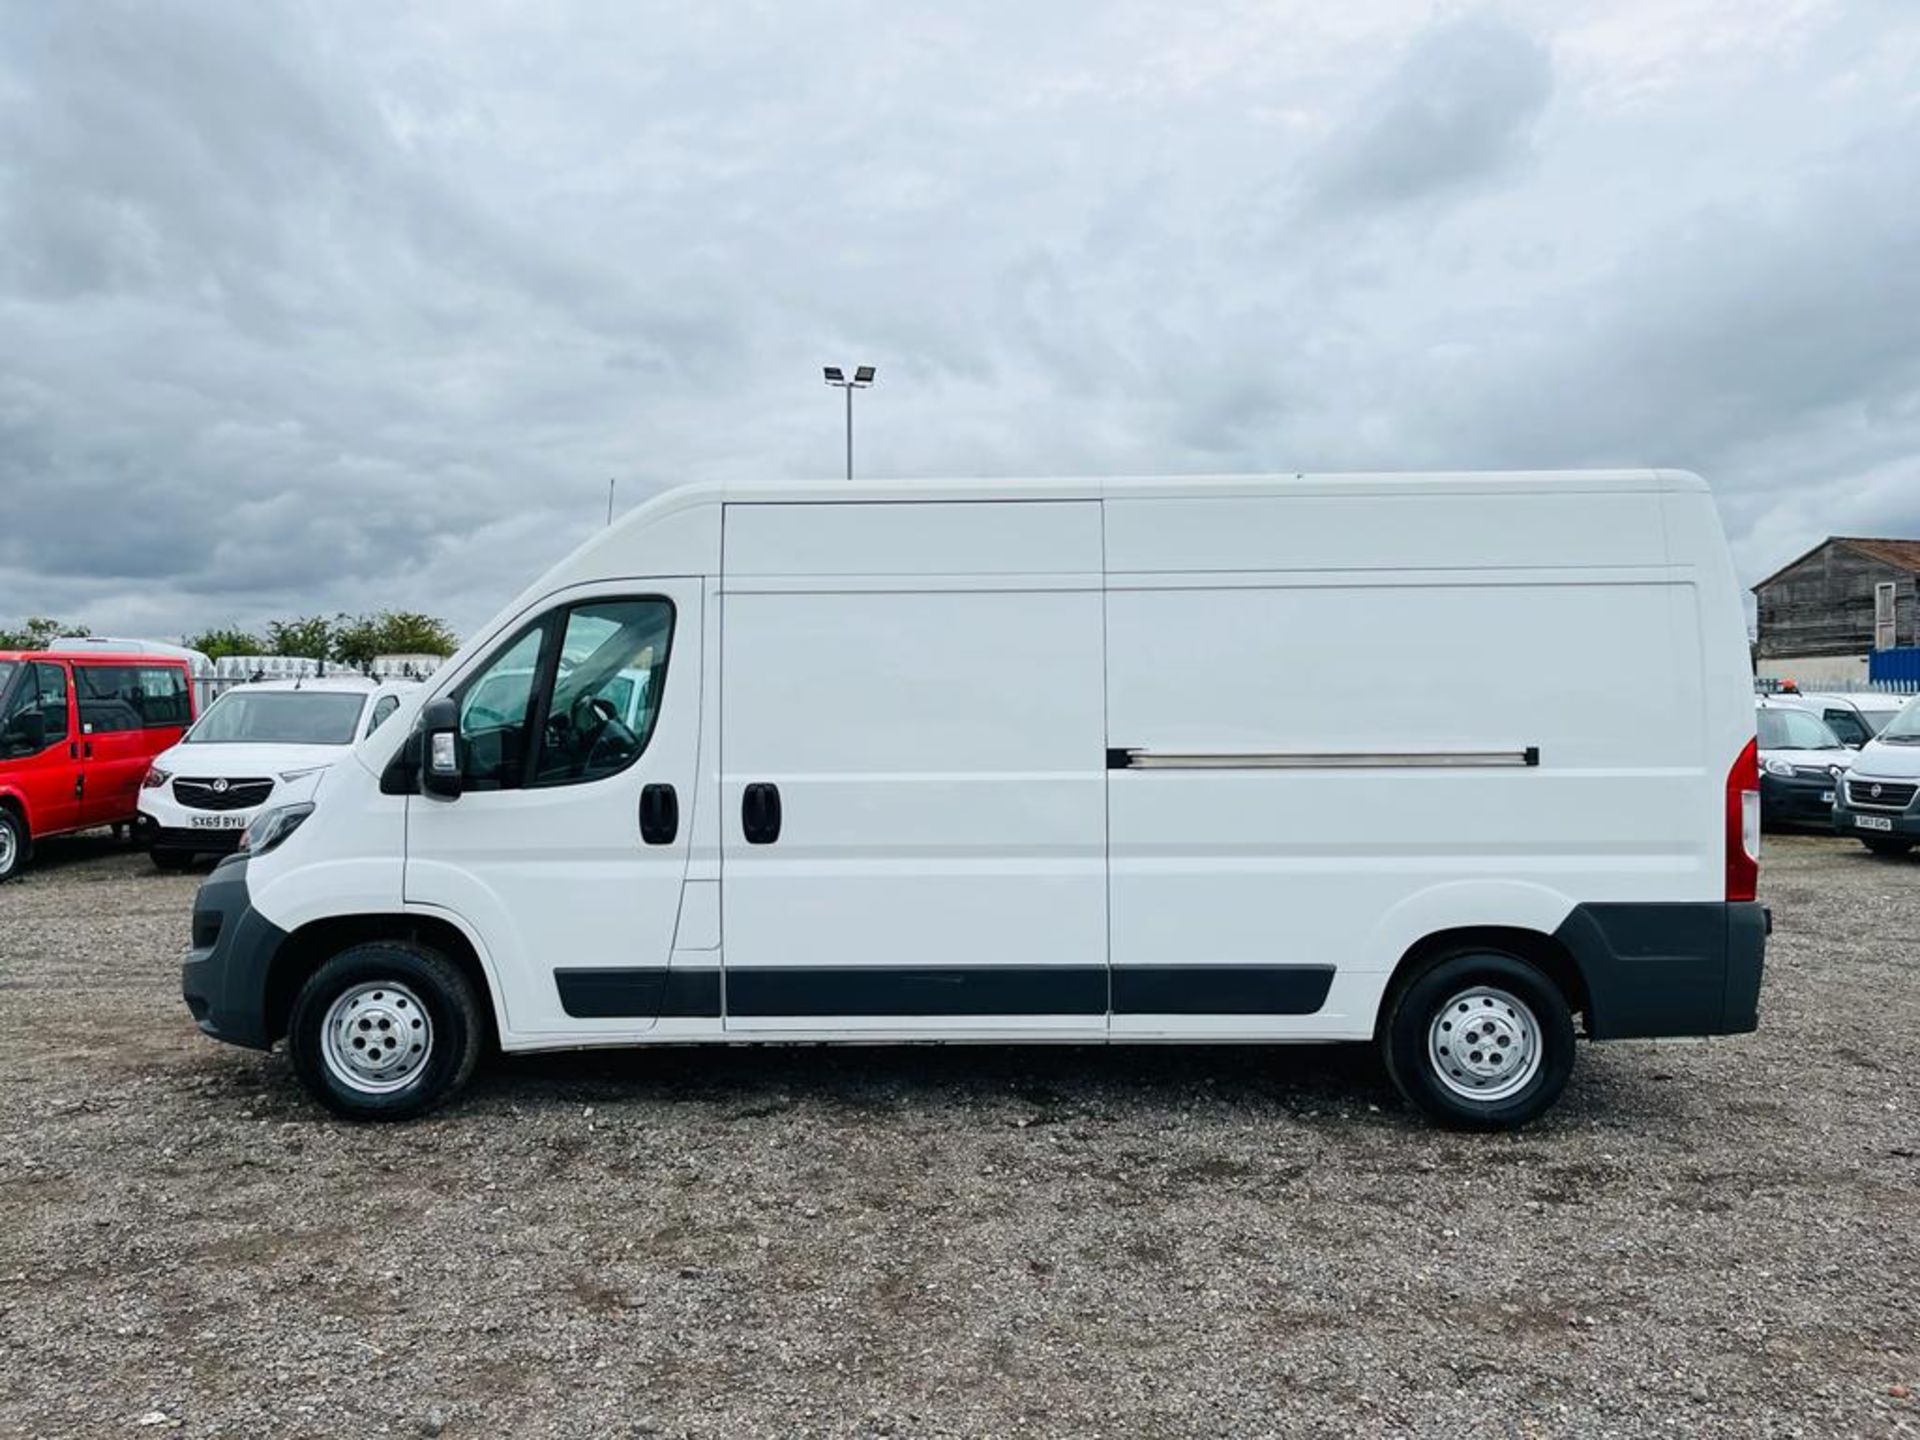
top-left (741, 782), bottom-right (782, 844)
top-left (639, 783), bottom-right (678, 845)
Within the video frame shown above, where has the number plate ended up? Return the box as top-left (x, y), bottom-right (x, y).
top-left (1855, 814), bottom-right (1895, 832)
top-left (188, 814), bottom-right (247, 830)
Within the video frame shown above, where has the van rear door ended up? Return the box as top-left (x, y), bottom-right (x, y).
top-left (718, 500), bottom-right (1109, 1032)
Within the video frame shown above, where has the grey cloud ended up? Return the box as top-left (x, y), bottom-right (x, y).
top-left (1309, 14), bottom-right (1553, 214)
top-left (0, 1), bottom-right (1914, 642)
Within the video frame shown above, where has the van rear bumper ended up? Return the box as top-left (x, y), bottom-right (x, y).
top-left (180, 855), bottom-right (288, 1050)
top-left (1553, 901), bottom-right (1766, 1039)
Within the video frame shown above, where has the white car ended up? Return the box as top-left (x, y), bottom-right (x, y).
top-left (1754, 697), bottom-right (1853, 828)
top-left (138, 678), bottom-right (414, 868)
top-left (1831, 693), bottom-right (1920, 855)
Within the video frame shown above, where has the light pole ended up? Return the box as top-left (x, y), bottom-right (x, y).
top-left (823, 365), bottom-right (876, 479)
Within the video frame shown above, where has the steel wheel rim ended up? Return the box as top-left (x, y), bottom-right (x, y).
top-left (1427, 985), bottom-right (1542, 1103)
top-left (0, 822), bottom-right (14, 874)
top-left (320, 981), bottom-right (434, 1095)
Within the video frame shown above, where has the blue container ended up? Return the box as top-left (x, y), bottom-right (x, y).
top-left (1869, 646), bottom-right (1920, 691)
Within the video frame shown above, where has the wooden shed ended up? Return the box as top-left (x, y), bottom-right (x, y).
top-left (1753, 537), bottom-right (1920, 671)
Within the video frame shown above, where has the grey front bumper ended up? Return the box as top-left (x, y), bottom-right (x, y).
top-left (180, 855), bottom-right (288, 1050)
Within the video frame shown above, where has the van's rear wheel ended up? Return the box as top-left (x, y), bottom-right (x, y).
top-left (0, 809), bottom-right (26, 882)
top-left (1381, 950), bottom-right (1575, 1131)
top-left (288, 942), bottom-right (483, 1121)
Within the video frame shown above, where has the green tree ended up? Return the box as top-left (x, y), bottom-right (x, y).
top-left (370, 611), bottom-right (458, 658)
top-left (183, 626), bottom-right (265, 662)
top-left (332, 610), bottom-right (459, 666)
top-left (330, 614), bottom-right (383, 668)
top-left (265, 615), bottom-right (335, 660)
top-left (0, 616), bottom-right (88, 649)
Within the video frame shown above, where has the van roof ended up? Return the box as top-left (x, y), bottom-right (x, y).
top-left (0, 649), bottom-right (194, 666)
top-left (630, 467), bottom-right (1702, 511)
top-left (1796, 691), bottom-right (1910, 711)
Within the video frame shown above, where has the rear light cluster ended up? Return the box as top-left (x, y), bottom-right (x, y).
top-left (1726, 736), bottom-right (1759, 902)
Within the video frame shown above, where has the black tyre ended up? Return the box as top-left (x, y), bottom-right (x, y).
top-left (1380, 949), bottom-right (1576, 1131)
top-left (288, 942), bottom-right (484, 1121)
top-left (1861, 837), bottom-right (1914, 857)
top-left (151, 850), bottom-right (195, 872)
top-left (0, 808), bottom-right (26, 882)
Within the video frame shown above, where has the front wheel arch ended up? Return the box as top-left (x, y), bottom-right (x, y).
top-left (265, 913), bottom-right (500, 1053)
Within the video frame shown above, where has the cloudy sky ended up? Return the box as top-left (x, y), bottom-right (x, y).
top-left (2, 0), bottom-right (1916, 642)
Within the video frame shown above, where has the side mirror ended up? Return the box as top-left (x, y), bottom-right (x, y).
top-left (7, 711), bottom-right (45, 754)
top-left (419, 696), bottom-right (462, 800)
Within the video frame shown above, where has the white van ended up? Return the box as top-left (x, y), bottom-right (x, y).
top-left (1829, 693), bottom-right (1920, 855)
top-left (1789, 691), bottom-right (1909, 749)
top-left (182, 471), bottom-right (1765, 1129)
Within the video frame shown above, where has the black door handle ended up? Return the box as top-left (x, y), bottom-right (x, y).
top-left (639, 783), bottom-right (678, 845)
top-left (742, 782), bottom-right (782, 844)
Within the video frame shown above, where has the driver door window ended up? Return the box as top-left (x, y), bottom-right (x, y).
top-left (1823, 709), bottom-right (1869, 747)
top-left (533, 600), bottom-right (674, 786)
top-left (454, 598), bottom-right (674, 790)
top-left (457, 626), bottom-right (548, 789)
top-left (3, 663), bottom-right (68, 755)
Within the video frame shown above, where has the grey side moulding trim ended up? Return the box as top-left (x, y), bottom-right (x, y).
top-left (1110, 747), bottom-right (1540, 770)
top-left (554, 968), bottom-right (722, 1019)
top-left (1551, 900), bottom-right (1766, 1039)
top-left (553, 965), bottom-right (1335, 1019)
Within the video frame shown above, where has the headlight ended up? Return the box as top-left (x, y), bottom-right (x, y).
top-left (277, 765), bottom-right (329, 782)
top-left (241, 802), bottom-right (315, 855)
top-left (1763, 757), bottom-right (1795, 777)
top-left (142, 765), bottom-right (172, 789)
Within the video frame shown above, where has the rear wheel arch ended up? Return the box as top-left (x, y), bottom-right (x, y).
top-left (1380, 925), bottom-right (1589, 1038)
top-left (265, 913), bottom-right (501, 1051)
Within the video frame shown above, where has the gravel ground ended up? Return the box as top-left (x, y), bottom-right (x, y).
top-left (1, 831), bottom-right (1916, 1438)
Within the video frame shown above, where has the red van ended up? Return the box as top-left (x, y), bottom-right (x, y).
top-left (0, 649), bottom-right (197, 881)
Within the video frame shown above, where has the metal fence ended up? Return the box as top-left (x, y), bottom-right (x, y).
top-left (188, 654), bottom-right (444, 714)
top-left (1755, 673), bottom-right (1920, 697)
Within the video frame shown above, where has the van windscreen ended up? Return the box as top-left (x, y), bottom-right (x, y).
top-left (187, 691), bottom-right (366, 745)
top-left (1878, 698), bottom-right (1920, 743)
top-left (1756, 707), bottom-right (1841, 751)
top-left (0, 661), bottom-right (15, 696)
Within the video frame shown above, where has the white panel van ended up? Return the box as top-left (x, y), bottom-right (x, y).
top-left (182, 471), bottom-right (1765, 1129)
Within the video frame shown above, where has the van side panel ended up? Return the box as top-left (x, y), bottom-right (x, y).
top-left (1103, 487), bottom-right (1708, 1038)
top-left (719, 501), bottom-right (1108, 1032)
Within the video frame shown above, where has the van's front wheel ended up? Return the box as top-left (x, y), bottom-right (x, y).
top-left (1381, 950), bottom-right (1575, 1131)
top-left (288, 942), bottom-right (483, 1121)
top-left (0, 809), bottom-right (24, 882)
